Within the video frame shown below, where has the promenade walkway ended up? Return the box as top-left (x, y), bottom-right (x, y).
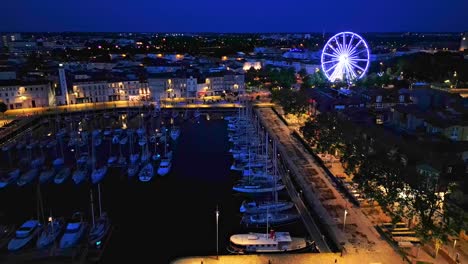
top-left (254, 107), bottom-right (406, 264)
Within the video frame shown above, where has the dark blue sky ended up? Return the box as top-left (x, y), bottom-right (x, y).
top-left (1, 0), bottom-right (467, 33)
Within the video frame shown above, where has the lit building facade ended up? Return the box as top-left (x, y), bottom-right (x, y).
top-left (0, 81), bottom-right (54, 109)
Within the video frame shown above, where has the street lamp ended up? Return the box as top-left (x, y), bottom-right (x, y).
top-left (342, 209), bottom-right (348, 233)
top-left (452, 239), bottom-right (458, 257)
top-left (216, 205), bottom-right (219, 260)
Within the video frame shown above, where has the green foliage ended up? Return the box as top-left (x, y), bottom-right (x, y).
top-left (0, 102), bottom-right (7, 114)
top-left (271, 88), bottom-right (308, 116)
top-left (300, 110), bottom-right (467, 243)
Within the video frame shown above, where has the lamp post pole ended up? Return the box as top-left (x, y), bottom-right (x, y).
top-left (342, 209), bottom-right (348, 233)
top-left (216, 205), bottom-right (219, 260)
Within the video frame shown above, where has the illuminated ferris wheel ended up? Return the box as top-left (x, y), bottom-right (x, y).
top-left (321, 31), bottom-right (370, 83)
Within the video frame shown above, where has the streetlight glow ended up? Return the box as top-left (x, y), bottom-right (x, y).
top-left (343, 209), bottom-right (348, 233)
top-left (216, 205), bottom-right (219, 260)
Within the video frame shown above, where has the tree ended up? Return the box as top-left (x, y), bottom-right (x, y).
top-left (271, 88), bottom-right (308, 116)
top-left (0, 102), bottom-right (7, 117)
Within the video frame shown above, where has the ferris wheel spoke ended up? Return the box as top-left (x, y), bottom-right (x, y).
top-left (345, 64), bottom-right (358, 79)
top-left (345, 34), bottom-right (355, 54)
top-left (348, 58), bottom-right (368, 62)
top-left (323, 59), bottom-right (340, 64)
top-left (349, 49), bottom-right (367, 57)
top-left (333, 36), bottom-right (344, 54)
top-left (326, 45), bottom-right (341, 58)
top-left (323, 52), bottom-right (339, 59)
top-left (324, 62), bottom-right (339, 74)
top-left (348, 40), bottom-right (363, 56)
top-left (348, 61), bottom-right (364, 75)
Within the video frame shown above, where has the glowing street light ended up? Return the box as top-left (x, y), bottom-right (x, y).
top-left (342, 209), bottom-right (348, 233)
top-left (216, 205), bottom-right (220, 260)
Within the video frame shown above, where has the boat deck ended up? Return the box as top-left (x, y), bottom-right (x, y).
top-left (0, 225), bottom-right (114, 264)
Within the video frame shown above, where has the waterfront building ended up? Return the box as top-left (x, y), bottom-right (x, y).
top-left (0, 80), bottom-right (54, 109)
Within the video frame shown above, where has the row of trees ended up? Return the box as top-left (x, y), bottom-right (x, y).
top-left (300, 112), bottom-right (467, 243)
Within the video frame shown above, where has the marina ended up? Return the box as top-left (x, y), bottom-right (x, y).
top-left (0, 105), bottom-right (320, 263)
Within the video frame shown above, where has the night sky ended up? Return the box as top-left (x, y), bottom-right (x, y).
top-left (1, 0), bottom-right (467, 32)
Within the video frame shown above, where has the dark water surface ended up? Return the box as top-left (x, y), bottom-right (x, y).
top-left (0, 115), bottom-right (307, 264)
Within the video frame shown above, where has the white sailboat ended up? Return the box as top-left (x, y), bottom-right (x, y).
top-left (91, 136), bottom-right (107, 184)
top-left (88, 185), bottom-right (111, 248)
top-left (36, 216), bottom-right (65, 249)
top-left (0, 168), bottom-right (20, 189)
top-left (157, 128), bottom-right (172, 176)
top-left (138, 162), bottom-right (154, 182)
top-left (170, 126), bottom-right (180, 141)
top-left (17, 168), bottom-right (40, 187)
top-left (59, 212), bottom-right (87, 249)
top-left (54, 167), bottom-right (71, 185)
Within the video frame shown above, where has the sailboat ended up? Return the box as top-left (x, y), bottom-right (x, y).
top-left (138, 162), bottom-right (154, 182)
top-left (91, 135), bottom-right (108, 184)
top-left (157, 128), bottom-right (172, 176)
top-left (170, 126), bottom-right (180, 141)
top-left (17, 168), bottom-right (40, 187)
top-left (39, 166), bottom-right (56, 184)
top-left (54, 167), bottom-right (71, 185)
top-left (0, 168), bottom-right (20, 189)
top-left (88, 185), bottom-right (111, 248)
top-left (73, 152), bottom-right (90, 185)
top-left (59, 212), bottom-right (87, 249)
top-left (8, 183), bottom-right (48, 251)
top-left (239, 133), bottom-right (294, 214)
top-left (36, 216), bottom-right (65, 249)
top-left (127, 129), bottom-right (140, 178)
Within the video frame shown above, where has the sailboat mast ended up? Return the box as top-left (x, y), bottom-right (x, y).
top-left (98, 183), bottom-right (102, 217)
top-left (90, 188), bottom-right (95, 227)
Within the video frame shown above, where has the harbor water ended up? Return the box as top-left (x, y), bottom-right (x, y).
top-left (0, 110), bottom-right (308, 263)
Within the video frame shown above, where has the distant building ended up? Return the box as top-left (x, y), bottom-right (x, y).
top-left (0, 80), bottom-right (54, 109)
top-left (0, 71), bottom-right (16, 80)
top-left (460, 33), bottom-right (468, 52)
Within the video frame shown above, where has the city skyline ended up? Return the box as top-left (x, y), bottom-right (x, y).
top-left (1, 0), bottom-right (467, 33)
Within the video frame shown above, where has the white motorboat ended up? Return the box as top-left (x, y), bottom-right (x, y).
top-left (54, 167), bottom-right (71, 185)
top-left (88, 212), bottom-right (111, 247)
top-left (91, 166), bottom-right (108, 184)
top-left (36, 217), bottom-right (65, 249)
top-left (138, 162), bottom-right (154, 182)
top-left (0, 169), bottom-right (20, 188)
top-left (17, 168), bottom-right (40, 187)
top-left (59, 212), bottom-right (87, 249)
top-left (228, 230), bottom-right (312, 254)
top-left (8, 220), bottom-right (42, 251)
top-left (39, 168), bottom-right (56, 184)
top-left (240, 200), bottom-right (295, 214)
top-left (157, 159), bottom-right (171, 176)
